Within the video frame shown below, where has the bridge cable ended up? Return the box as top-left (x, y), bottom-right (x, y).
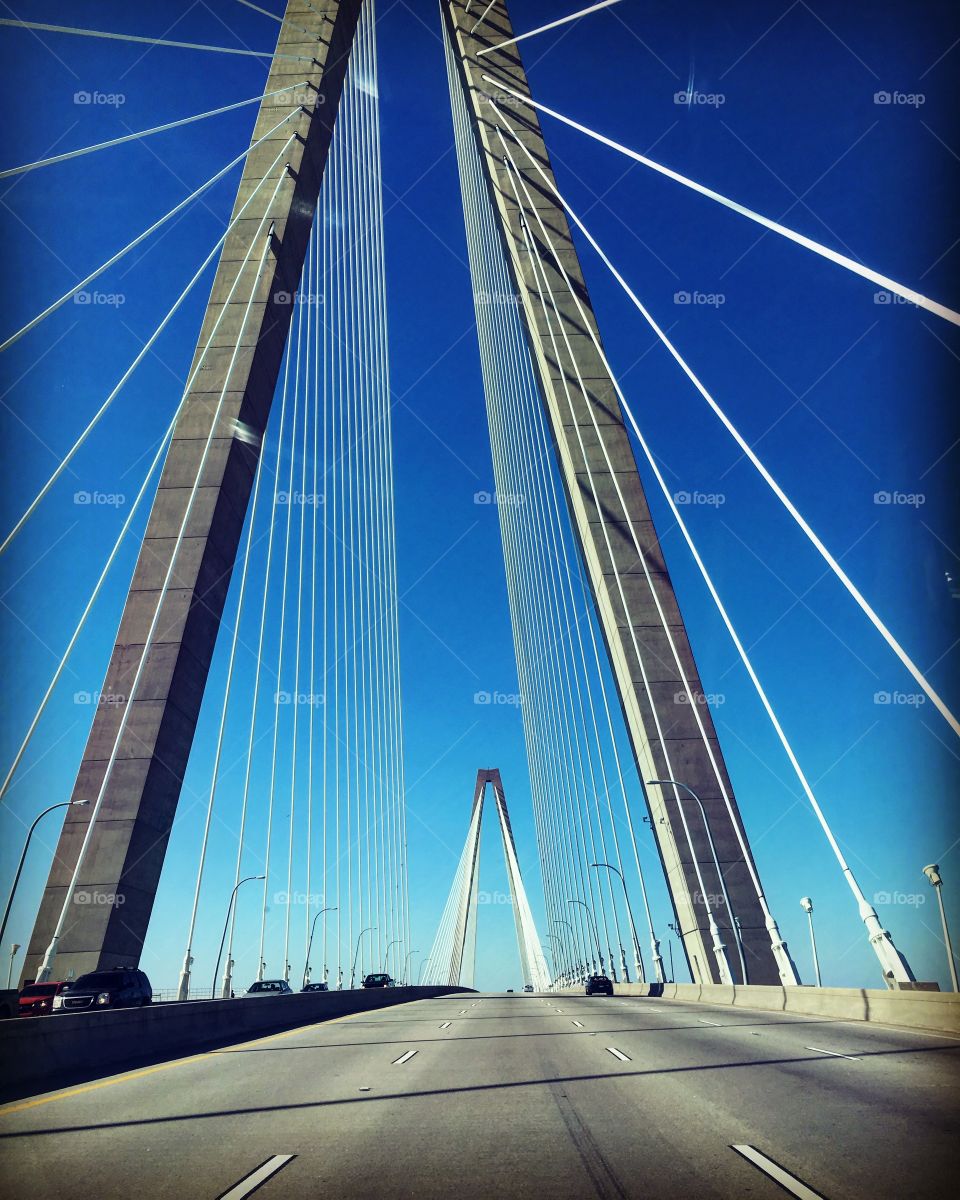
top-left (1, 104), bottom-right (306, 353)
top-left (0, 19), bottom-right (312, 60)
top-left (0, 84), bottom-right (304, 179)
top-left (476, 1), bottom-right (624, 57)
top-left (495, 109), bottom-right (960, 743)
top-left (0, 129), bottom-right (300, 556)
top-left (481, 78), bottom-right (960, 328)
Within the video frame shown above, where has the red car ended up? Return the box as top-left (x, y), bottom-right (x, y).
top-left (18, 981), bottom-right (67, 1016)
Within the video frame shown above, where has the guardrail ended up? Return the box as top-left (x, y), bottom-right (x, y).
top-left (559, 981), bottom-right (960, 1035)
top-left (0, 985), bottom-right (471, 1102)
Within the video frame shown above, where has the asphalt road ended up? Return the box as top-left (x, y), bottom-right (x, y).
top-left (0, 991), bottom-right (957, 1199)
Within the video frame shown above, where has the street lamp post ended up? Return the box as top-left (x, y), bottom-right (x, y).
top-left (555, 917), bottom-right (580, 982)
top-left (6, 943), bottom-right (21, 989)
top-left (417, 958), bottom-right (429, 985)
top-left (591, 861), bottom-right (645, 983)
top-left (303, 906), bottom-right (337, 989)
top-left (0, 799), bottom-right (89, 949)
top-left (403, 949), bottom-right (420, 985)
top-left (213, 875), bottom-right (265, 998)
top-left (351, 926), bottom-right (376, 988)
top-left (383, 938), bottom-right (402, 975)
top-left (647, 779), bottom-right (739, 985)
top-left (923, 865), bottom-right (959, 992)
top-left (800, 897), bottom-right (821, 987)
top-left (569, 900), bottom-right (604, 975)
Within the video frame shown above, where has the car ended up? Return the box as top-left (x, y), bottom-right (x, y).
top-left (246, 980), bottom-right (293, 996)
top-left (53, 968), bottom-right (152, 1012)
top-left (301, 981), bottom-right (329, 992)
top-left (585, 974), bottom-right (613, 996)
top-left (506, 988), bottom-right (514, 993)
top-left (523, 984), bottom-right (535, 993)
top-left (362, 973), bottom-right (394, 989)
top-left (18, 981), bottom-right (67, 1016)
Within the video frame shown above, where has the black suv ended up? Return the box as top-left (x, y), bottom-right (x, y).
top-left (585, 974), bottom-right (613, 996)
top-left (362, 973), bottom-right (394, 989)
top-left (53, 968), bottom-right (152, 1012)
top-left (302, 981), bottom-right (329, 992)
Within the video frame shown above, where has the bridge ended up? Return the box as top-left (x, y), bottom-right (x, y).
top-left (0, 1), bottom-right (957, 1196)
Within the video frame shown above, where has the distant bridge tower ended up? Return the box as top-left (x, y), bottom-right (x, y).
top-left (425, 769), bottom-right (552, 990)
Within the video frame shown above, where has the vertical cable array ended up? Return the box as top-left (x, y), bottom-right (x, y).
top-left (443, 19), bottom-right (663, 987)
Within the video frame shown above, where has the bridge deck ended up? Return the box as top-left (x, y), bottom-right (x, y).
top-left (1, 992), bottom-right (956, 1198)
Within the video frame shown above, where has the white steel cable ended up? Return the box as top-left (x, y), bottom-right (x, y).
top-left (476, 1), bottom-right (623, 57)
top-left (1, 107), bottom-right (303, 352)
top-left (0, 131), bottom-right (299, 554)
top-left (0, 19), bottom-right (312, 59)
top-left (481, 78), bottom-right (960, 327)
top-left (495, 110), bottom-right (960, 742)
top-left (0, 85), bottom-right (304, 179)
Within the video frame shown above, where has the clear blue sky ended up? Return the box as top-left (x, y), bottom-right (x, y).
top-left (0, 0), bottom-right (957, 993)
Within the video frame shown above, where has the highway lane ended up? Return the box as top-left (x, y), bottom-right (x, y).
top-left (0, 991), bottom-right (957, 1198)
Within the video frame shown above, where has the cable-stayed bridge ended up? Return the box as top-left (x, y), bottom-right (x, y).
top-left (0, 3), bottom-right (957, 1196)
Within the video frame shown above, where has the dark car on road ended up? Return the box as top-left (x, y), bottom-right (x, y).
top-left (246, 980), bottom-right (293, 996)
top-left (362, 973), bottom-right (393, 989)
top-left (302, 981), bottom-right (329, 992)
top-left (53, 968), bottom-right (152, 1012)
top-left (585, 974), bottom-right (613, 996)
top-left (18, 981), bottom-right (67, 1016)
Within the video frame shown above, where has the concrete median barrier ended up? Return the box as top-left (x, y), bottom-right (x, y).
top-left (0, 985), bottom-right (471, 1101)
top-left (561, 981), bottom-right (960, 1035)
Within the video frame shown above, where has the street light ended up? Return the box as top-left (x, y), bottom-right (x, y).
top-left (383, 938), bottom-right (402, 975)
top-left (6, 943), bottom-right (21, 990)
top-left (554, 917), bottom-right (580, 982)
top-left (351, 926), bottom-right (376, 988)
top-left (212, 875), bottom-right (265, 998)
top-left (569, 900), bottom-right (604, 975)
top-left (923, 865), bottom-right (959, 992)
top-left (800, 897), bottom-right (821, 987)
top-left (647, 779), bottom-right (738, 985)
top-left (591, 861), bottom-right (646, 983)
top-left (403, 949), bottom-right (420, 985)
top-left (0, 799), bottom-right (89, 948)
top-left (303, 907), bottom-right (338, 989)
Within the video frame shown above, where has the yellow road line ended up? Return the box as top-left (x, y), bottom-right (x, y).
top-left (0, 999), bottom-right (430, 1117)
